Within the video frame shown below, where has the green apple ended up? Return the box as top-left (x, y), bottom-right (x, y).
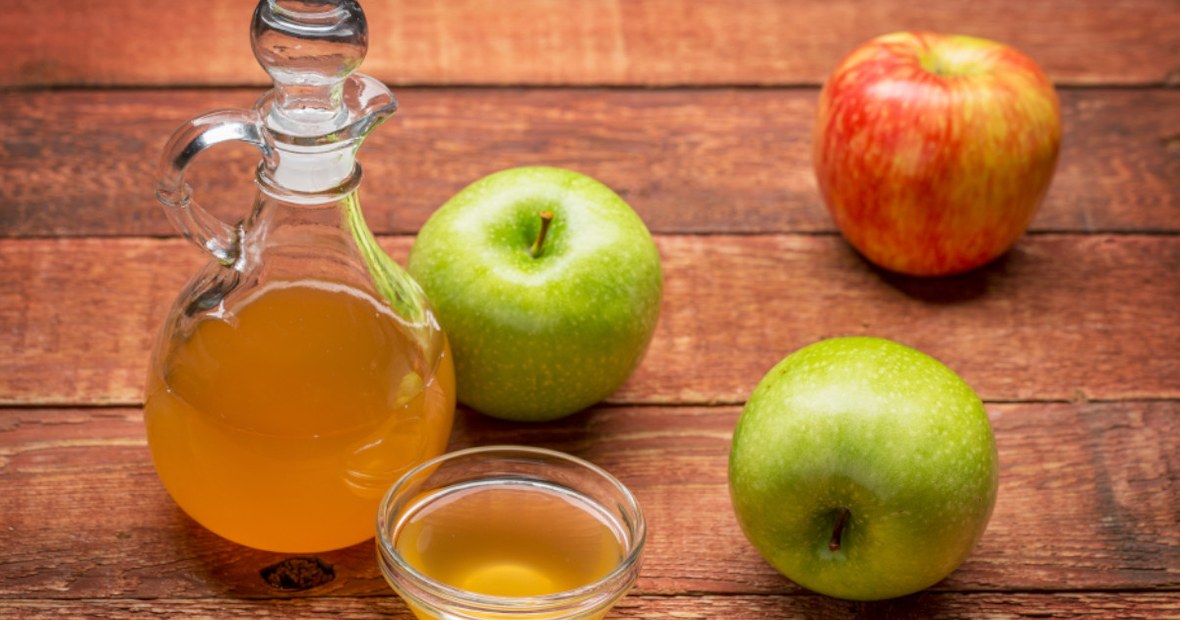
top-left (728, 337), bottom-right (998, 601)
top-left (407, 166), bottom-right (662, 422)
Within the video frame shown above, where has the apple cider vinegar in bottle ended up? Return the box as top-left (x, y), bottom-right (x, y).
top-left (144, 0), bottom-right (455, 553)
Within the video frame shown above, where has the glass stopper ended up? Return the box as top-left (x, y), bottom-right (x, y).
top-left (251, 0), bottom-right (368, 134)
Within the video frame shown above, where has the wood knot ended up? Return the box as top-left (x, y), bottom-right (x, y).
top-left (1162, 134), bottom-right (1180, 153)
top-left (260, 557), bottom-right (336, 591)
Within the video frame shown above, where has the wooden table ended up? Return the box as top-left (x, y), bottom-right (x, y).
top-left (2, 1), bottom-right (1178, 617)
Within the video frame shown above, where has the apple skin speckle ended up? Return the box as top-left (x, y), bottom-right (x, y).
top-left (728, 336), bottom-right (998, 601)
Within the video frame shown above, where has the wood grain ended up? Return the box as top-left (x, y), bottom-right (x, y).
top-left (2, 235), bottom-right (1177, 407)
top-left (2, 593), bottom-right (1179, 619)
top-left (2, 3), bottom-right (1175, 618)
top-left (2, 88), bottom-right (1177, 238)
top-left (3, 0), bottom-right (1178, 88)
top-left (1, 402), bottom-right (1176, 599)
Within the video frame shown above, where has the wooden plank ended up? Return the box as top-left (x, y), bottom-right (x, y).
top-left (1, 235), bottom-right (1177, 407)
top-left (2, 0), bottom-right (1177, 88)
top-left (1, 88), bottom-right (1177, 238)
top-left (2, 593), bottom-right (1179, 619)
top-left (0, 402), bottom-right (1177, 598)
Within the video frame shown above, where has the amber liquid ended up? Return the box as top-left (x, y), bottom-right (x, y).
top-left (394, 480), bottom-right (625, 598)
top-left (144, 280), bottom-right (455, 553)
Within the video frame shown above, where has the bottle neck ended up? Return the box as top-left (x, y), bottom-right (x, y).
top-left (237, 165), bottom-right (362, 273)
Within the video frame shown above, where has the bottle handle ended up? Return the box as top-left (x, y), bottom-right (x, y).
top-left (156, 109), bottom-right (275, 265)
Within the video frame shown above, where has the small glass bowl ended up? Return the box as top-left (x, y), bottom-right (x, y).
top-left (376, 445), bottom-right (646, 619)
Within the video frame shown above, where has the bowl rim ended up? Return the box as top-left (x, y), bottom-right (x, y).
top-left (375, 444), bottom-right (647, 613)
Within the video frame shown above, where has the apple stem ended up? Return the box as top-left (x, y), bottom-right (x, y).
top-left (828, 508), bottom-right (851, 552)
top-left (530, 210), bottom-right (555, 258)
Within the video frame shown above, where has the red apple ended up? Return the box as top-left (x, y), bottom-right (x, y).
top-left (813, 32), bottom-right (1061, 276)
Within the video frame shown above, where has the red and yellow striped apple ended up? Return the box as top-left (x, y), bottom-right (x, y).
top-left (812, 32), bottom-right (1062, 276)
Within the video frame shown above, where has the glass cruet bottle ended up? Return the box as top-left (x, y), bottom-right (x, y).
top-left (144, 0), bottom-right (455, 553)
